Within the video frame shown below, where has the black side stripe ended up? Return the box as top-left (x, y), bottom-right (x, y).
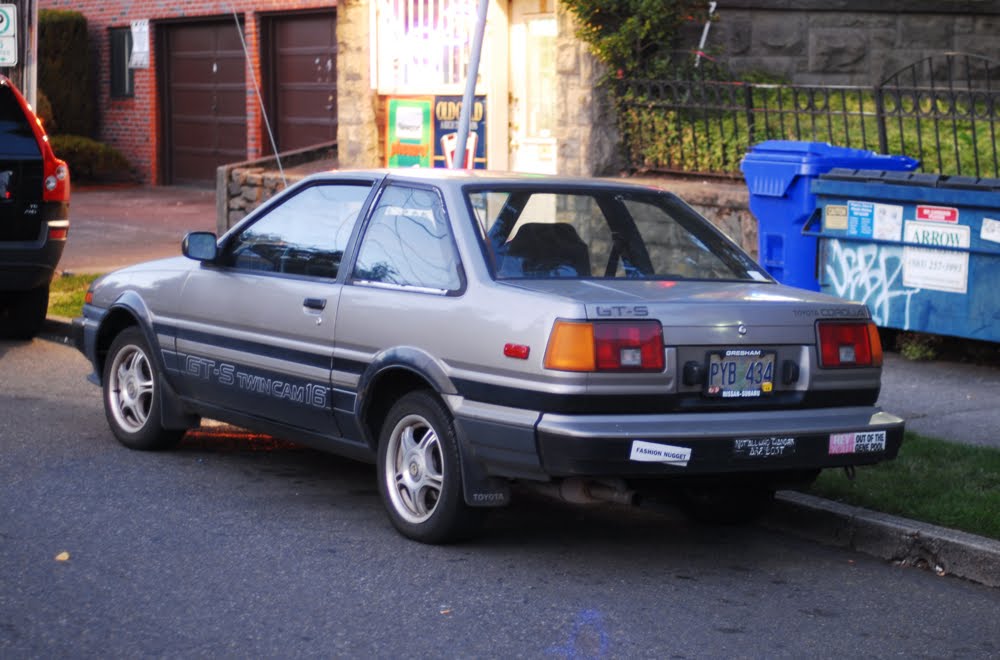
top-left (332, 357), bottom-right (367, 375)
top-left (451, 378), bottom-right (878, 415)
top-left (155, 322), bottom-right (331, 370)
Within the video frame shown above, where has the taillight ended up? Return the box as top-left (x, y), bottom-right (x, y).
top-left (544, 320), bottom-right (664, 372)
top-left (817, 321), bottom-right (882, 368)
top-left (42, 157), bottom-right (70, 203)
top-left (47, 221), bottom-right (69, 241)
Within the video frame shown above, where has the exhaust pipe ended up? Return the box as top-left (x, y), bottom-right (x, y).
top-left (525, 477), bottom-right (636, 506)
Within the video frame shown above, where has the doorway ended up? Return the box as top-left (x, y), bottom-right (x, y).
top-left (509, 2), bottom-right (557, 174)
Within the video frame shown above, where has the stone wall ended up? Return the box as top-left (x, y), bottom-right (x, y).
top-left (336, 0), bottom-right (381, 168)
top-left (555, 7), bottom-right (621, 176)
top-left (215, 142), bottom-right (337, 234)
top-left (711, 1), bottom-right (1000, 85)
top-left (632, 177), bottom-right (756, 257)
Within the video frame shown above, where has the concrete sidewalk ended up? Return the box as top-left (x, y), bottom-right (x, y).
top-left (46, 184), bottom-right (1000, 587)
top-left (879, 353), bottom-right (1000, 449)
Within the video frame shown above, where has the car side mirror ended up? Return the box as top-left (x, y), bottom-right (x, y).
top-left (182, 232), bottom-right (218, 262)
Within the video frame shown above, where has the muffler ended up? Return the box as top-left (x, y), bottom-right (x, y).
top-left (525, 477), bottom-right (636, 506)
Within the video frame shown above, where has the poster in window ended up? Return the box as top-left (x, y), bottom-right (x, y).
top-left (432, 95), bottom-right (487, 169)
top-left (385, 97), bottom-right (433, 168)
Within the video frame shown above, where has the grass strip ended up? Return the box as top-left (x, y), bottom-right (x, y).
top-left (48, 273), bottom-right (102, 318)
top-left (807, 432), bottom-right (1000, 541)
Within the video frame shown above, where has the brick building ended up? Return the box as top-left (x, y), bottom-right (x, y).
top-left (39, 0), bottom-right (343, 185)
top-left (36, 0), bottom-right (610, 185)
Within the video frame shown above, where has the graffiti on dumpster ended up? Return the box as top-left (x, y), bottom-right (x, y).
top-left (824, 239), bottom-right (920, 328)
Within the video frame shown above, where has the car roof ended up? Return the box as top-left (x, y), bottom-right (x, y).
top-left (302, 168), bottom-right (668, 193)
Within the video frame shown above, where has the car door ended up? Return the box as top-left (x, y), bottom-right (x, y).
top-left (171, 179), bottom-right (375, 436)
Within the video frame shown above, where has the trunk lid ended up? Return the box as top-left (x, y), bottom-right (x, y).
top-left (0, 83), bottom-right (44, 242)
top-left (502, 279), bottom-right (869, 345)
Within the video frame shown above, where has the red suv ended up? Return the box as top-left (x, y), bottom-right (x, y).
top-left (0, 74), bottom-right (70, 339)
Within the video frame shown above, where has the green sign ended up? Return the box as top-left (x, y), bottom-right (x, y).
top-left (385, 97), bottom-right (433, 168)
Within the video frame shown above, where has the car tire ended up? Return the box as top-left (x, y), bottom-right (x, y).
top-left (678, 484), bottom-right (776, 525)
top-left (376, 390), bottom-right (483, 544)
top-left (103, 327), bottom-right (182, 451)
top-left (0, 286), bottom-right (48, 340)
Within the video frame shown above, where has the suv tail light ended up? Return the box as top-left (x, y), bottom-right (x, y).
top-left (43, 160), bottom-right (70, 203)
top-left (544, 320), bottom-right (665, 372)
top-left (817, 321), bottom-right (882, 368)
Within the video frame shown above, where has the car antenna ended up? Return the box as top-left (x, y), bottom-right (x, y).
top-left (230, 5), bottom-right (286, 187)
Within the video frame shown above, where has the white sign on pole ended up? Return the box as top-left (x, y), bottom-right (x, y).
top-left (0, 4), bottom-right (18, 67)
top-left (129, 19), bottom-right (150, 69)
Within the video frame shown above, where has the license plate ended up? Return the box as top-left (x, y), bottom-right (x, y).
top-left (706, 349), bottom-right (775, 398)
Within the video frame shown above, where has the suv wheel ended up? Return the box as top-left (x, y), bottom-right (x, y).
top-left (103, 327), bottom-right (182, 451)
top-left (377, 391), bottom-right (482, 543)
top-left (0, 286), bottom-right (48, 340)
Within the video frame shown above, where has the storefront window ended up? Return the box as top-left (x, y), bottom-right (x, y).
top-left (373, 0), bottom-right (486, 94)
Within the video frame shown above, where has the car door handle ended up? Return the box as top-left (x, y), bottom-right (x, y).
top-left (303, 297), bottom-right (327, 311)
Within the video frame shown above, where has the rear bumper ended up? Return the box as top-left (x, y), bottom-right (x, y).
top-left (0, 236), bottom-right (66, 291)
top-left (537, 407), bottom-right (903, 477)
top-left (456, 402), bottom-right (904, 480)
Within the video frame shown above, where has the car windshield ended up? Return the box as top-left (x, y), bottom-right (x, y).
top-left (466, 187), bottom-right (767, 282)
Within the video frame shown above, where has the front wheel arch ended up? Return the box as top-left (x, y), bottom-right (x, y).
top-left (101, 326), bottom-right (186, 450)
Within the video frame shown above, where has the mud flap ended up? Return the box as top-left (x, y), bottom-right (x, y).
top-left (455, 431), bottom-right (511, 507)
top-left (158, 374), bottom-right (200, 431)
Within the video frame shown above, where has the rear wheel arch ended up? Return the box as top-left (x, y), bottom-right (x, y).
top-left (355, 346), bottom-right (458, 451)
top-left (361, 367), bottom-right (438, 453)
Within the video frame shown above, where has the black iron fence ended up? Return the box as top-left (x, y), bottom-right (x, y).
top-left (617, 53), bottom-right (1000, 179)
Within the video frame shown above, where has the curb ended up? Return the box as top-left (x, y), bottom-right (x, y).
top-left (767, 491), bottom-right (1000, 588)
top-left (44, 314), bottom-right (1000, 588)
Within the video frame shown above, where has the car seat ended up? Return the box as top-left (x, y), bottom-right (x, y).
top-left (503, 222), bottom-right (591, 277)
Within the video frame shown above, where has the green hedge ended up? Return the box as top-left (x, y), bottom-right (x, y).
top-left (35, 90), bottom-right (56, 134)
top-left (50, 135), bottom-right (134, 183)
top-left (39, 9), bottom-right (96, 138)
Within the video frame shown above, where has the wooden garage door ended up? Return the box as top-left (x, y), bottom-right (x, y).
top-left (162, 21), bottom-right (247, 185)
top-left (264, 12), bottom-right (337, 154)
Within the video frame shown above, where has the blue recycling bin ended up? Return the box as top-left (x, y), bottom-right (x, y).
top-left (741, 141), bottom-right (919, 290)
top-left (810, 169), bottom-right (1000, 343)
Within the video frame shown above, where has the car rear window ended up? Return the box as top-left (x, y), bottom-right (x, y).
top-left (466, 187), bottom-right (765, 282)
top-left (0, 85), bottom-right (42, 158)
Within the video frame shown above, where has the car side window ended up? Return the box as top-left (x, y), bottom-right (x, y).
top-left (353, 185), bottom-right (462, 292)
top-left (225, 183), bottom-right (370, 278)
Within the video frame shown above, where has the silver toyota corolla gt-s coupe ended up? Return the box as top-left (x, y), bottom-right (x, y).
top-left (74, 169), bottom-right (904, 543)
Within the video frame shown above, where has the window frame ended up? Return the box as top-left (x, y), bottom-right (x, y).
top-left (462, 183), bottom-right (767, 283)
top-left (350, 182), bottom-right (467, 296)
top-left (219, 181), bottom-right (376, 281)
top-left (109, 27), bottom-right (135, 99)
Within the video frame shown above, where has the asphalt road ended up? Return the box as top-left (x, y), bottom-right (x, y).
top-left (2, 337), bottom-right (999, 657)
top-left (59, 186), bottom-right (217, 274)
